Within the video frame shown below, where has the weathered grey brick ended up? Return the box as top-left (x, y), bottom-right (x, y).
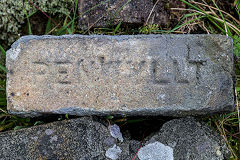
top-left (6, 34), bottom-right (234, 117)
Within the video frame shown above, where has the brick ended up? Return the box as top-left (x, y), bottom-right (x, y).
top-left (6, 35), bottom-right (234, 117)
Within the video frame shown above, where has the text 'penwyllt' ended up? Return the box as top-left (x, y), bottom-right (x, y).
top-left (6, 34), bottom-right (234, 117)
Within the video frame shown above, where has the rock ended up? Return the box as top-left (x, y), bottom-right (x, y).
top-left (0, 117), bottom-right (231, 159)
top-left (138, 141), bottom-right (174, 160)
top-left (6, 34), bottom-right (234, 117)
top-left (78, 0), bottom-right (185, 30)
top-left (139, 117), bottom-right (230, 160)
top-left (0, 117), bottom-right (133, 159)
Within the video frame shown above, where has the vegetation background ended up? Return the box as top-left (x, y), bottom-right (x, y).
top-left (0, 0), bottom-right (239, 159)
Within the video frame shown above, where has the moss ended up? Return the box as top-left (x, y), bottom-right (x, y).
top-left (139, 24), bottom-right (159, 34)
top-left (0, 0), bottom-right (74, 47)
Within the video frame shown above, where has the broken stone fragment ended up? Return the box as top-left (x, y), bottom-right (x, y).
top-left (6, 34), bottom-right (234, 117)
top-left (139, 117), bottom-right (230, 160)
top-left (0, 117), bottom-right (230, 159)
top-left (78, 0), bottom-right (185, 30)
top-left (0, 117), bottom-right (132, 159)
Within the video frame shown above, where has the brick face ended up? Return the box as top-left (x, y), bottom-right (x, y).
top-left (6, 35), bottom-right (234, 117)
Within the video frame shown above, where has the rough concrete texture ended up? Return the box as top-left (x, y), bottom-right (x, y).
top-left (140, 117), bottom-right (230, 160)
top-left (0, 117), bottom-right (230, 160)
top-left (0, 117), bottom-right (134, 160)
top-left (78, 0), bottom-right (185, 30)
top-left (6, 34), bottom-right (234, 117)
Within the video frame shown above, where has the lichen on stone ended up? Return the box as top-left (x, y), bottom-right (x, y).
top-left (0, 0), bottom-right (74, 47)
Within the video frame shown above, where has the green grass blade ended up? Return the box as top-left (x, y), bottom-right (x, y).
top-left (57, 0), bottom-right (111, 35)
top-left (233, 35), bottom-right (240, 57)
top-left (212, 0), bottom-right (232, 37)
top-left (14, 126), bottom-right (26, 130)
top-left (235, 0), bottom-right (240, 18)
top-left (182, 12), bottom-right (202, 19)
top-left (0, 65), bottom-right (6, 73)
top-left (63, 16), bottom-right (73, 35)
top-left (209, 16), bottom-right (240, 36)
top-left (155, 12), bottom-right (202, 34)
top-left (56, 17), bottom-right (76, 35)
top-left (71, 0), bottom-right (79, 33)
top-left (207, 17), bottom-right (226, 34)
top-left (113, 22), bottom-right (122, 35)
top-left (25, 11), bottom-right (32, 35)
top-left (0, 102), bottom-right (7, 106)
top-left (180, 0), bottom-right (206, 13)
top-left (0, 98), bottom-right (6, 102)
top-left (113, 0), bottom-right (131, 19)
top-left (34, 121), bottom-right (44, 126)
top-left (24, 2), bottom-right (33, 35)
top-left (45, 19), bottom-right (52, 35)
top-left (0, 44), bottom-right (6, 56)
top-left (0, 79), bottom-right (5, 84)
top-left (25, 10), bottom-right (38, 19)
top-left (169, 15), bottom-right (205, 33)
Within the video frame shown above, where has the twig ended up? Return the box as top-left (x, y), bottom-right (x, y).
top-left (27, 0), bottom-right (71, 31)
top-left (145, 0), bottom-right (160, 25)
top-left (83, 14), bottom-right (106, 34)
top-left (215, 120), bottom-right (237, 158)
top-left (235, 89), bottom-right (240, 133)
top-left (191, 1), bottom-right (240, 25)
top-left (0, 108), bottom-right (8, 114)
top-left (131, 132), bottom-right (146, 160)
top-left (27, 0), bottom-right (58, 26)
top-left (171, 8), bottom-right (212, 15)
top-left (223, 127), bottom-right (240, 140)
top-left (202, 21), bottom-right (210, 34)
top-left (172, 8), bottom-right (240, 34)
top-left (46, 21), bottom-right (63, 35)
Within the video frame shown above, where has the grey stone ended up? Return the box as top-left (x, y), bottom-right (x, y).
top-left (0, 117), bottom-right (134, 159)
top-left (78, 0), bottom-right (185, 30)
top-left (141, 117), bottom-right (230, 160)
top-left (0, 117), bottom-right (231, 159)
top-left (6, 34), bottom-right (234, 117)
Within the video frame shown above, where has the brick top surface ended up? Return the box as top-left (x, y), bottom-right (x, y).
top-left (6, 34), bottom-right (234, 117)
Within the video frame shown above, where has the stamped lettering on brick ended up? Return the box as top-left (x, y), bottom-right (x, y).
top-left (54, 61), bottom-right (73, 85)
top-left (6, 35), bottom-right (234, 117)
top-left (152, 51), bottom-right (206, 85)
top-left (32, 61), bottom-right (49, 75)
